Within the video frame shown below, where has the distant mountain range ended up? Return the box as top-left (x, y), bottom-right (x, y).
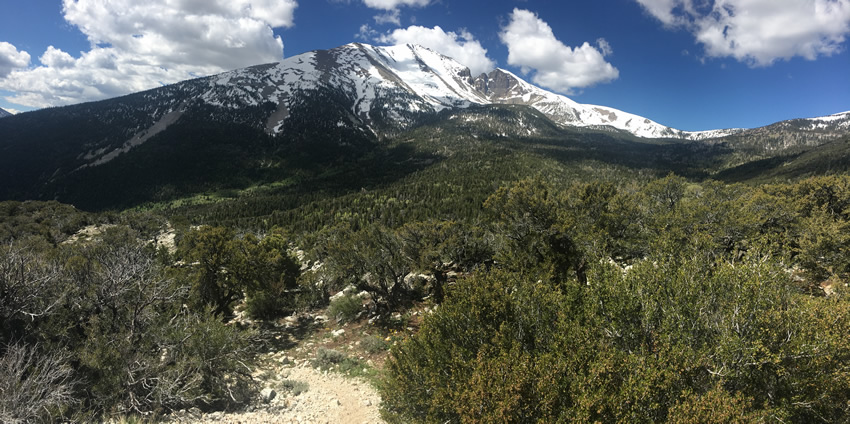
top-left (0, 42), bottom-right (848, 209)
top-left (0, 108), bottom-right (11, 118)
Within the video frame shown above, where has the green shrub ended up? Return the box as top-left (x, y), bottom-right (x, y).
top-left (328, 294), bottom-right (363, 323)
top-left (0, 226), bottom-right (260, 419)
top-left (279, 379), bottom-right (309, 396)
top-left (312, 348), bottom-right (345, 369)
top-left (381, 255), bottom-right (850, 423)
top-left (179, 226), bottom-right (301, 319)
top-left (361, 335), bottom-right (389, 354)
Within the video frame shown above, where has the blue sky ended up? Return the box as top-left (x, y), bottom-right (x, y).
top-left (1, 0), bottom-right (848, 131)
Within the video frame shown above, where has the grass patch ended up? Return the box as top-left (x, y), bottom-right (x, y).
top-left (279, 379), bottom-right (309, 396)
top-left (361, 335), bottom-right (389, 354)
top-left (312, 347), bottom-right (381, 385)
top-left (312, 348), bottom-right (346, 368)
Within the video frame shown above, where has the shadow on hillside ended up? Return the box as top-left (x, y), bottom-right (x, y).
top-left (520, 132), bottom-right (734, 179)
top-left (166, 142), bottom-right (444, 226)
top-left (257, 315), bottom-right (323, 353)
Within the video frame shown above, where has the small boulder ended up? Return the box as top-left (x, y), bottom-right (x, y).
top-left (260, 388), bottom-right (277, 403)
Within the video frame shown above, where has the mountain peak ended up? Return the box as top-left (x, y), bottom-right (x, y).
top-left (0, 107), bottom-right (11, 119)
top-left (189, 42), bottom-right (707, 139)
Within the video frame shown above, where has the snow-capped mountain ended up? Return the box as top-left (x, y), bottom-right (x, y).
top-left (179, 42), bottom-right (739, 140)
top-left (0, 108), bottom-right (11, 119)
top-left (20, 41), bottom-right (844, 174)
top-left (1, 42), bottom-right (848, 209)
top-left (63, 41), bottom-right (840, 165)
top-left (711, 110), bottom-right (850, 155)
top-left (186, 43), bottom-right (489, 135)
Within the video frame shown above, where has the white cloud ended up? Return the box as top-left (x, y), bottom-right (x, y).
top-left (636, 0), bottom-right (850, 66)
top-left (499, 9), bottom-right (619, 94)
top-left (362, 0), bottom-right (430, 27)
top-left (362, 0), bottom-right (430, 10)
top-left (0, 0), bottom-right (297, 108)
top-left (39, 46), bottom-right (76, 68)
top-left (374, 9), bottom-right (401, 25)
top-left (378, 25), bottom-right (497, 75)
top-left (596, 38), bottom-right (613, 57)
top-left (356, 24), bottom-right (380, 40)
top-left (0, 42), bottom-right (31, 77)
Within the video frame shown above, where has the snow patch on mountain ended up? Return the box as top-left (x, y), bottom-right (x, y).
top-left (79, 104), bottom-right (188, 169)
top-left (802, 111), bottom-right (850, 130)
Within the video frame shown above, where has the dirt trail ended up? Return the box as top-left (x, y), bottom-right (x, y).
top-left (169, 361), bottom-right (384, 424)
top-left (282, 365), bottom-right (383, 424)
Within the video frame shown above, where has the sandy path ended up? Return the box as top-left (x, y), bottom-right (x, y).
top-left (170, 363), bottom-right (384, 424)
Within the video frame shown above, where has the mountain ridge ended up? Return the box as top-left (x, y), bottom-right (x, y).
top-left (3, 42), bottom-right (847, 143)
top-left (1, 42), bottom-right (849, 210)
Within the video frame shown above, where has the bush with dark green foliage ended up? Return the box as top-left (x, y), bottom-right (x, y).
top-left (397, 220), bottom-right (493, 303)
top-left (319, 224), bottom-right (413, 311)
top-left (382, 255), bottom-right (850, 423)
top-left (381, 177), bottom-right (850, 423)
top-left (237, 229), bottom-right (302, 320)
top-left (177, 226), bottom-right (301, 318)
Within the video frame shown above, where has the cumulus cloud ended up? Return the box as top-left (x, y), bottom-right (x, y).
top-left (362, 0), bottom-right (431, 10)
top-left (635, 0), bottom-right (850, 66)
top-left (0, 42), bottom-right (31, 77)
top-left (39, 46), bottom-right (76, 68)
top-left (378, 25), bottom-right (496, 75)
top-left (0, 0), bottom-right (297, 108)
top-left (374, 9), bottom-right (401, 25)
top-left (499, 9), bottom-right (619, 94)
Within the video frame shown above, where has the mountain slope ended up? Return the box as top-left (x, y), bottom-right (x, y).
top-left (0, 108), bottom-right (11, 118)
top-left (715, 135), bottom-right (850, 183)
top-left (0, 42), bottom-right (848, 210)
top-left (471, 68), bottom-right (739, 140)
top-left (703, 111), bottom-right (850, 168)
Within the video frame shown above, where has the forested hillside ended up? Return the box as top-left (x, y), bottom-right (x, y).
top-left (3, 165), bottom-right (850, 422)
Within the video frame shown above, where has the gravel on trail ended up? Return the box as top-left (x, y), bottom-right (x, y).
top-left (167, 361), bottom-right (384, 424)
